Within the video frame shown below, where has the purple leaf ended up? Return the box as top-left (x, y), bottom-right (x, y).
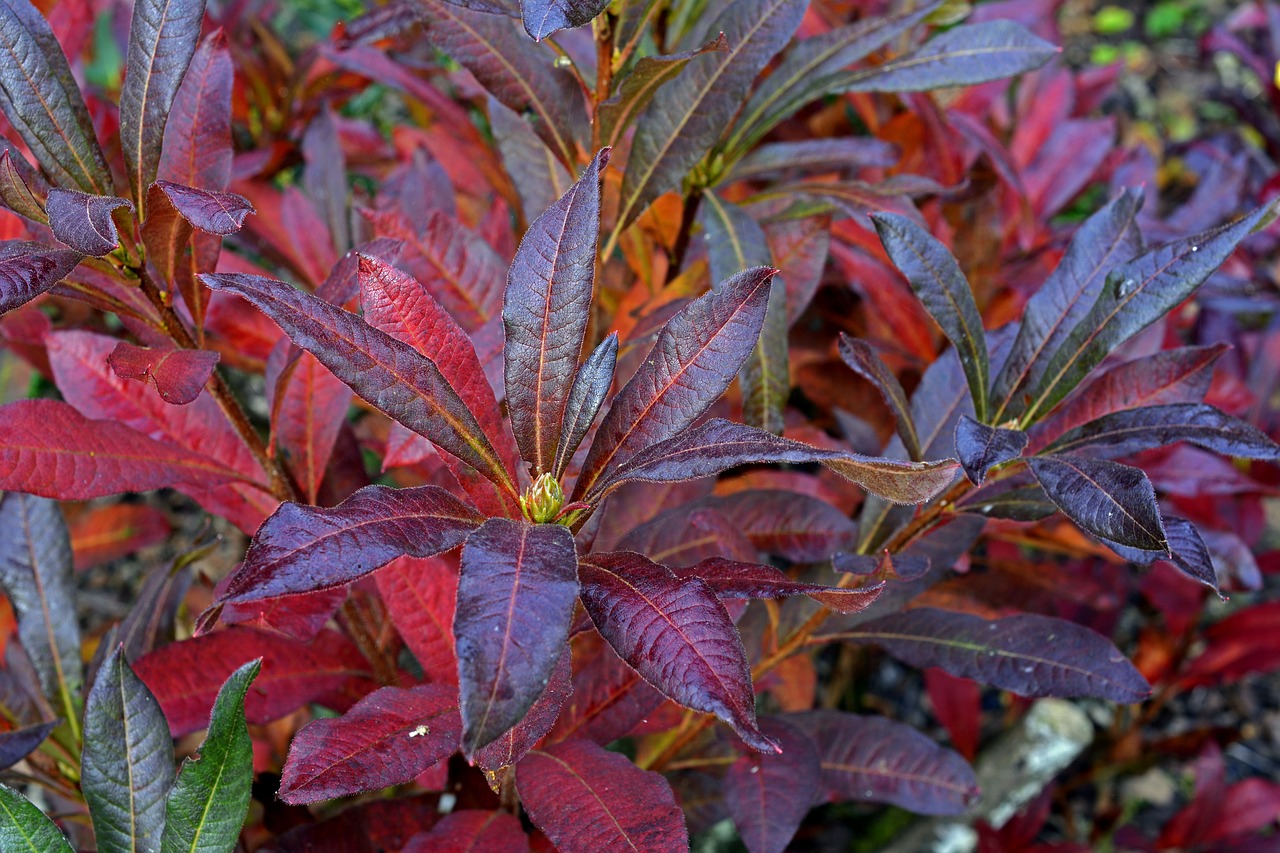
top-left (474, 650), bottom-right (572, 772)
top-left (954, 414), bottom-right (1028, 485)
top-left (839, 334), bottom-right (922, 460)
top-left (827, 608), bottom-right (1151, 702)
top-left (0, 242), bottom-right (81, 314)
top-left (731, 138), bottom-right (899, 182)
top-left (456, 519), bottom-right (578, 754)
top-left (107, 342), bottom-right (219, 405)
top-left (824, 455), bottom-right (960, 504)
top-left (574, 267), bottom-right (775, 498)
top-left (1028, 455), bottom-right (1166, 551)
top-left (201, 272), bottom-right (518, 498)
top-left (1164, 516), bottom-right (1220, 594)
top-left (489, 97), bottom-right (571, 226)
top-left (788, 710), bottom-right (978, 815)
top-left (517, 739), bottom-right (689, 853)
top-left (120, 0), bottom-right (206, 208)
top-left (553, 332), bottom-right (617, 480)
top-left (1045, 403), bottom-right (1280, 461)
top-left (598, 34), bottom-right (728, 149)
top-left (504, 148), bottom-right (608, 476)
top-left (678, 557), bottom-right (884, 614)
top-left (871, 212), bottom-right (989, 421)
top-left (578, 551), bottom-right (778, 753)
top-left (151, 180), bottom-right (254, 235)
top-left (832, 551), bottom-right (930, 581)
top-left (218, 484), bottom-right (483, 606)
top-left (520, 0), bottom-right (608, 40)
top-left (46, 189), bottom-right (133, 256)
top-left (278, 684), bottom-right (461, 804)
top-left (724, 717), bottom-right (820, 853)
top-left (301, 106), bottom-right (350, 253)
top-left (0, 720), bottom-right (56, 770)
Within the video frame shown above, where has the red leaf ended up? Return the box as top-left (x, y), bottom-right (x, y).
top-left (0, 242), bottom-right (81, 314)
top-left (548, 634), bottom-right (665, 745)
top-left (219, 484), bottom-right (483, 606)
top-left (405, 810), bottom-right (529, 853)
top-left (678, 557), bottom-right (883, 614)
top-left (68, 503), bottom-right (169, 570)
top-left (575, 267), bottom-right (776, 498)
top-left (724, 717), bottom-right (820, 853)
top-left (376, 555), bottom-right (458, 685)
top-left (107, 341), bottom-right (219, 405)
top-left (517, 739), bottom-right (688, 853)
top-left (265, 341), bottom-right (353, 505)
top-left (158, 30), bottom-right (233, 191)
top-left (924, 668), bottom-right (981, 761)
top-left (789, 710), bottom-right (979, 815)
top-left (456, 519), bottom-right (579, 754)
top-left (1179, 601), bottom-right (1280, 688)
top-left (578, 551), bottom-right (777, 753)
top-left (474, 650), bottom-right (572, 773)
top-left (135, 627), bottom-right (375, 737)
top-left (278, 684), bottom-right (461, 804)
top-left (504, 148), bottom-right (609, 475)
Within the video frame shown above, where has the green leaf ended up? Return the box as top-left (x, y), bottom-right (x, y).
top-left (871, 212), bottom-right (989, 422)
top-left (160, 660), bottom-right (259, 853)
top-left (0, 783), bottom-right (72, 853)
top-left (82, 645), bottom-right (176, 853)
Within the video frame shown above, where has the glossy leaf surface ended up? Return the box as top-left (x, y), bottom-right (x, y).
top-left (0, 243), bottom-right (79, 314)
top-left (954, 414), bottom-right (1028, 485)
top-left (553, 332), bottom-right (617, 479)
top-left (1027, 455), bottom-right (1166, 551)
top-left (152, 181), bottom-right (253, 234)
top-left (474, 650), bottom-right (572, 772)
top-left (0, 721), bottom-right (57, 770)
top-left (1045, 403), bottom-right (1280, 461)
top-left (598, 35), bottom-right (728, 148)
top-left (520, 0), bottom-right (607, 39)
top-left (0, 783), bottom-right (71, 853)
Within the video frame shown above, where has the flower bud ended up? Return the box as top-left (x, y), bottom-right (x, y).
top-left (521, 473), bottom-right (564, 524)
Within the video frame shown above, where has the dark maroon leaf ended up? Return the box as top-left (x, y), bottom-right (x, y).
top-left (831, 551), bottom-right (930, 581)
top-left (0, 0), bottom-right (111, 194)
top-left (1045, 404), bottom-right (1280, 461)
top-left (46, 189), bottom-right (133, 256)
top-left (679, 557), bottom-right (884, 614)
top-left (598, 34), bottom-right (728, 149)
top-left (517, 739), bottom-right (689, 853)
top-left (107, 341), bottom-right (218, 405)
top-left (456, 519), bottom-right (578, 754)
top-left (1027, 455), bottom-right (1166, 552)
top-left (520, 0), bottom-right (607, 40)
top-left (504, 148), bottom-right (608, 476)
top-left (574, 267), bottom-right (775, 498)
top-left (404, 810), bottom-right (529, 853)
top-left (218, 485), bottom-right (482, 606)
top-left (278, 684), bottom-right (460, 804)
top-left (0, 150), bottom-right (47, 222)
top-left (578, 551), bottom-right (777, 753)
top-left (1164, 517), bottom-right (1220, 594)
top-left (826, 608), bottom-right (1151, 702)
top-left (0, 720), bottom-right (56, 770)
top-left (474, 650), bottom-right (571, 772)
top-left (954, 414), bottom-right (1028, 485)
top-left (839, 334), bottom-right (922, 460)
top-left (548, 636), bottom-right (665, 745)
top-left (871, 212), bottom-right (989, 421)
top-left (201, 273), bottom-right (518, 498)
top-left (151, 180), bottom-right (254, 235)
top-left (788, 710), bottom-right (978, 815)
top-left (823, 455), bottom-right (960, 504)
top-left (552, 332), bottom-right (617, 480)
top-left (724, 717), bottom-right (820, 853)
top-left (958, 481), bottom-right (1056, 522)
top-left (0, 242), bottom-right (80, 315)
top-left (302, 106), bottom-right (350, 253)
top-left (120, 0), bottom-right (206, 208)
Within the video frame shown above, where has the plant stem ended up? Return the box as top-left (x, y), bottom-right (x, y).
top-left (591, 13), bottom-right (616, 155)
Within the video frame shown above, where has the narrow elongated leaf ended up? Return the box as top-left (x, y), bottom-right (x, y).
top-left (0, 150), bottom-right (47, 222)
top-left (279, 684), bottom-right (460, 804)
top-left (301, 107), bottom-right (350, 253)
top-left (489, 97), bottom-right (571, 226)
top-left (160, 660), bottom-right (258, 853)
top-left (0, 783), bottom-right (72, 853)
top-left (1027, 201), bottom-right (1278, 420)
top-left (0, 494), bottom-right (81, 729)
top-left (839, 334), bottom-right (922, 460)
top-left (990, 189), bottom-right (1143, 417)
top-left (405, 811), bottom-right (529, 853)
top-left (1044, 404), bottom-right (1280, 461)
top-left (265, 344), bottom-right (352, 506)
top-left (0, 242), bottom-right (81, 313)
top-left (520, 0), bottom-right (607, 39)
top-left (578, 552), bottom-right (777, 752)
top-left (416, 0), bottom-right (584, 166)
top-left (0, 0), bottom-right (111, 194)
top-left (505, 149), bottom-right (608, 475)
top-left (552, 333), bottom-right (616, 479)
top-left (517, 739), bottom-right (689, 853)
top-left (824, 455), bottom-right (959, 504)
top-left (474, 650), bottom-right (571, 772)
top-left (158, 30), bottom-right (232, 191)
top-left (954, 414), bottom-right (1027, 485)
top-left (151, 181), bottom-right (253, 235)
top-left (834, 21), bottom-right (1058, 94)
top-left (828, 608), bottom-right (1150, 702)
top-left (617, 0), bottom-right (807, 229)
top-left (731, 138), bottom-right (899, 182)
top-left (1163, 516), bottom-right (1219, 593)
top-left (108, 342), bottom-right (218, 405)
top-left (120, 0), bottom-right (206, 208)
top-left (871, 212), bottom-right (988, 421)
top-left (724, 717), bottom-right (819, 853)
top-left (788, 710), bottom-right (978, 815)
top-left (218, 484), bottom-right (483, 605)
top-left (1028, 455), bottom-right (1166, 551)
top-left (201, 273), bottom-right (517, 497)
top-left (574, 267), bottom-right (775, 498)
top-left (47, 189), bottom-right (133, 256)
top-left (0, 399), bottom-right (243, 499)
top-left (82, 645), bottom-right (176, 853)
top-left (0, 721), bottom-right (57, 770)
top-left (599, 35), bottom-right (728, 148)
top-left (456, 519), bottom-right (578, 754)
top-left (590, 418), bottom-right (845, 501)
top-left (703, 191), bottom-right (787, 434)
top-left (376, 556), bottom-right (458, 684)
top-left (680, 558), bottom-right (883, 614)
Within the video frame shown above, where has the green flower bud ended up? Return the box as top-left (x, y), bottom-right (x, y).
top-left (521, 473), bottom-right (564, 524)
